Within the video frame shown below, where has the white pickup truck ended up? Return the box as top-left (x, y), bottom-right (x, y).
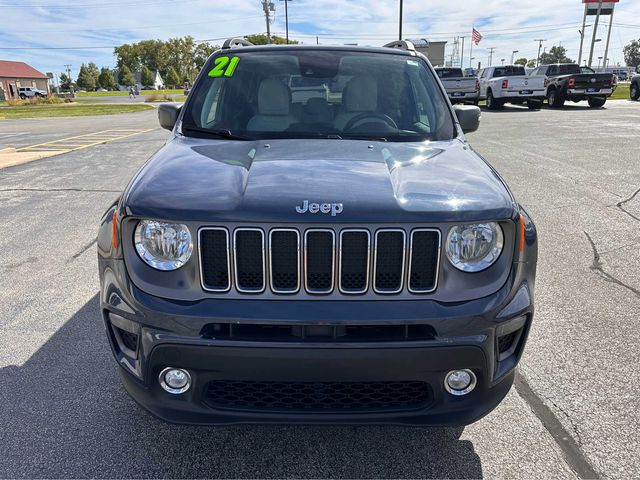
top-left (434, 67), bottom-right (479, 105)
top-left (478, 65), bottom-right (545, 110)
top-left (18, 86), bottom-right (48, 99)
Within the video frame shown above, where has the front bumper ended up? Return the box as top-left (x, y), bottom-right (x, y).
top-left (99, 247), bottom-right (536, 425)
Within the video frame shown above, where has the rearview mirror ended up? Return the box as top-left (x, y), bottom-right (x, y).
top-left (158, 103), bottom-right (181, 131)
top-left (453, 105), bottom-right (481, 134)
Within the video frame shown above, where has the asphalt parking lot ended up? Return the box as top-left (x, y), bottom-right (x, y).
top-left (1, 101), bottom-right (639, 478)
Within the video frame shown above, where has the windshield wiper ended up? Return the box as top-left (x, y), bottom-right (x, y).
top-left (181, 126), bottom-right (253, 141)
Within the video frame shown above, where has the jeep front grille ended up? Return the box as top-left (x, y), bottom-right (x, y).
top-left (199, 227), bottom-right (440, 296)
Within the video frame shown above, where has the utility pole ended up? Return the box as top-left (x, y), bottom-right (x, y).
top-left (487, 47), bottom-right (495, 67)
top-left (460, 37), bottom-right (465, 68)
top-left (534, 39), bottom-right (546, 66)
top-left (398, 0), bottom-right (403, 41)
top-left (588, 0), bottom-right (603, 67)
top-left (262, 0), bottom-right (273, 44)
top-left (578, 3), bottom-right (588, 66)
top-left (64, 64), bottom-right (73, 94)
top-left (602, 2), bottom-right (615, 69)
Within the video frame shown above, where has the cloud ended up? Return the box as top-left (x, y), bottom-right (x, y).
top-left (0, 0), bottom-right (638, 77)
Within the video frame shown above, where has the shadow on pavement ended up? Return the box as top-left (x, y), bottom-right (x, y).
top-left (0, 295), bottom-right (483, 479)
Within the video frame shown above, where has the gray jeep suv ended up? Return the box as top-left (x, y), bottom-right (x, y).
top-left (98, 38), bottom-right (537, 426)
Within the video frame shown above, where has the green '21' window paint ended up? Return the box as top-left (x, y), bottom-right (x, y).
top-left (208, 56), bottom-right (240, 77)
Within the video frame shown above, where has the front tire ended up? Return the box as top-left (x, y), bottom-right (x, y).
top-left (527, 99), bottom-right (543, 110)
top-left (588, 97), bottom-right (607, 108)
top-left (631, 83), bottom-right (640, 101)
top-left (19, 94), bottom-right (26, 100)
top-left (486, 90), bottom-right (502, 110)
top-left (548, 89), bottom-right (564, 108)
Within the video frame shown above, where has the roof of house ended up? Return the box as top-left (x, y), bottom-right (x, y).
top-left (0, 60), bottom-right (48, 79)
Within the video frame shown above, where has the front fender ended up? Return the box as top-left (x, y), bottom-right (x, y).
top-left (97, 198), bottom-right (122, 260)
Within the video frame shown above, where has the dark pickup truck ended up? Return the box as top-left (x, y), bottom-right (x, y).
top-left (631, 66), bottom-right (640, 101)
top-left (531, 63), bottom-right (614, 108)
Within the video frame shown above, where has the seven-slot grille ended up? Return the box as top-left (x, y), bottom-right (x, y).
top-left (200, 227), bottom-right (440, 296)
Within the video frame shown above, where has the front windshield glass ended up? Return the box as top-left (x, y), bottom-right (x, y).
top-left (182, 49), bottom-right (455, 142)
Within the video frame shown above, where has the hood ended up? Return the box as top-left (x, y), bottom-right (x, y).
top-left (124, 136), bottom-right (516, 223)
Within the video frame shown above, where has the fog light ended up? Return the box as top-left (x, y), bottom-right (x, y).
top-left (444, 369), bottom-right (477, 396)
top-left (159, 367), bottom-right (191, 394)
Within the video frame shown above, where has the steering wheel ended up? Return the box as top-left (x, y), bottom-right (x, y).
top-left (343, 112), bottom-right (398, 132)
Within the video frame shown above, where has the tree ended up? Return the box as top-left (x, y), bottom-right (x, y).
top-left (165, 66), bottom-right (180, 88)
top-left (538, 45), bottom-right (573, 65)
top-left (624, 38), bottom-right (640, 67)
top-left (114, 43), bottom-right (141, 72)
top-left (98, 67), bottom-right (116, 90)
top-left (141, 66), bottom-right (155, 88)
top-left (59, 72), bottom-right (75, 91)
top-left (87, 62), bottom-right (100, 88)
top-left (118, 65), bottom-right (136, 86)
top-left (76, 63), bottom-right (95, 90)
top-left (514, 58), bottom-right (528, 66)
top-left (526, 59), bottom-right (537, 68)
top-left (194, 42), bottom-right (217, 71)
top-left (244, 34), bottom-right (299, 45)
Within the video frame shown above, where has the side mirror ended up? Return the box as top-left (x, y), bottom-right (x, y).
top-left (453, 105), bottom-right (481, 134)
top-left (158, 103), bottom-right (181, 131)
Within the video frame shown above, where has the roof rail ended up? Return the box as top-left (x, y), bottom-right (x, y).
top-left (221, 38), bottom-right (254, 49)
top-left (382, 40), bottom-right (416, 52)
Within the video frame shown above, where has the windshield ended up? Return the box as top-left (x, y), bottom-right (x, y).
top-left (435, 68), bottom-right (464, 78)
top-left (182, 49), bottom-right (455, 142)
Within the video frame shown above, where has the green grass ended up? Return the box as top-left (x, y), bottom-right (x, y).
top-left (76, 89), bottom-right (182, 97)
top-left (610, 83), bottom-right (629, 100)
top-left (0, 103), bottom-right (154, 119)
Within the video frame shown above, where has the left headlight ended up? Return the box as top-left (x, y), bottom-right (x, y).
top-left (134, 220), bottom-right (193, 271)
top-left (446, 222), bottom-right (504, 272)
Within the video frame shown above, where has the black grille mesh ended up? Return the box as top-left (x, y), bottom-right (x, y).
top-left (409, 230), bottom-right (440, 292)
top-left (235, 230), bottom-right (264, 291)
top-left (340, 231), bottom-right (369, 292)
top-left (374, 231), bottom-right (405, 292)
top-left (305, 231), bottom-right (334, 293)
top-left (270, 230), bottom-right (299, 292)
top-left (204, 380), bottom-right (431, 412)
top-left (200, 229), bottom-right (229, 290)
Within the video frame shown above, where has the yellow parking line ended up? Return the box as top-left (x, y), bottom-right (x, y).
top-left (15, 128), bottom-right (154, 153)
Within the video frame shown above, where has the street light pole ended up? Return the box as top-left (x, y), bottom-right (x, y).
top-left (279, 0), bottom-right (290, 44)
top-left (398, 0), bottom-right (403, 41)
top-left (511, 50), bottom-right (519, 65)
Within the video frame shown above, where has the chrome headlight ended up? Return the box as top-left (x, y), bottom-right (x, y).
top-left (446, 222), bottom-right (504, 272)
top-left (134, 220), bottom-right (193, 271)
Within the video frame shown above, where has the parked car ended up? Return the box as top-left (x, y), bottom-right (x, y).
top-left (531, 63), bottom-right (615, 108)
top-left (434, 67), bottom-right (479, 105)
top-left (478, 65), bottom-right (546, 110)
top-left (98, 38), bottom-right (537, 426)
top-left (630, 66), bottom-right (640, 101)
top-left (18, 86), bottom-right (47, 99)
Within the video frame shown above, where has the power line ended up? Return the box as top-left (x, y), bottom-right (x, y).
top-left (0, 0), bottom-right (197, 7)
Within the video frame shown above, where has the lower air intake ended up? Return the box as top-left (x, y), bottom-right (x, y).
top-left (204, 380), bottom-right (432, 412)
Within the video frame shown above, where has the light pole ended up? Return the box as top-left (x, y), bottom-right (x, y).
top-left (501, 58), bottom-right (505, 66)
top-left (279, 0), bottom-right (291, 44)
top-left (597, 56), bottom-right (603, 69)
top-left (487, 47), bottom-right (495, 66)
top-left (511, 50), bottom-right (519, 65)
top-left (398, 0), bottom-right (403, 41)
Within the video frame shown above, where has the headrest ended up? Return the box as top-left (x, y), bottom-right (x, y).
top-left (258, 79), bottom-right (291, 115)
top-left (343, 76), bottom-right (378, 112)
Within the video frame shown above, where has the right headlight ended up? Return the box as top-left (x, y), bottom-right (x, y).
top-left (134, 220), bottom-right (193, 271)
top-left (446, 222), bottom-right (504, 272)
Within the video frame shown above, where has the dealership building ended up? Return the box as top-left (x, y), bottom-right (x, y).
top-left (0, 60), bottom-right (50, 100)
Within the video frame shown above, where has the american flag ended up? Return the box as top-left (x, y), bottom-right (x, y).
top-left (472, 28), bottom-right (483, 45)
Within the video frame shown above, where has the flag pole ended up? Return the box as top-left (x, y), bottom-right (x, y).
top-left (469, 25), bottom-right (474, 68)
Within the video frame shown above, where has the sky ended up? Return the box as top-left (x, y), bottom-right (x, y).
top-left (1, 0), bottom-right (640, 79)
